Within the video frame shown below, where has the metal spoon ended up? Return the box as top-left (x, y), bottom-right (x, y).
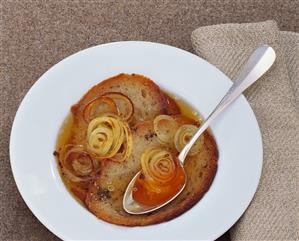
top-left (123, 44), bottom-right (276, 214)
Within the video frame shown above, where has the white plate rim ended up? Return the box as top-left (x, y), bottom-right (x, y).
top-left (9, 41), bottom-right (263, 240)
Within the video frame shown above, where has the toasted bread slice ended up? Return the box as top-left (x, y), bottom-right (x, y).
top-left (85, 120), bottom-right (218, 226)
top-left (70, 73), bottom-right (180, 145)
top-left (71, 73), bottom-right (172, 124)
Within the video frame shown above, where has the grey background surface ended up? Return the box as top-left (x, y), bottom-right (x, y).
top-left (1, 0), bottom-right (298, 240)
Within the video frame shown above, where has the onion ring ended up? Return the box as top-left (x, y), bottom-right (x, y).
top-left (58, 145), bottom-right (98, 182)
top-left (141, 147), bottom-right (176, 190)
top-left (87, 115), bottom-right (132, 162)
top-left (83, 96), bottom-right (118, 122)
top-left (174, 124), bottom-right (203, 156)
top-left (153, 115), bottom-right (178, 144)
top-left (102, 92), bottom-right (134, 122)
top-left (132, 147), bottom-right (185, 206)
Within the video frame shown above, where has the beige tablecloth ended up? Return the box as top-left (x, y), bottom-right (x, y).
top-left (1, 1), bottom-right (298, 240)
top-left (192, 20), bottom-right (299, 240)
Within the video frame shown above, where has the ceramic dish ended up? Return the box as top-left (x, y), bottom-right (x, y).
top-left (10, 41), bottom-right (262, 240)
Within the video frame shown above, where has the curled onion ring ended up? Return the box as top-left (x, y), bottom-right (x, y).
top-left (58, 145), bottom-right (98, 182)
top-left (102, 92), bottom-right (134, 122)
top-left (87, 115), bottom-right (132, 162)
top-left (132, 147), bottom-right (185, 206)
top-left (141, 147), bottom-right (176, 189)
top-left (83, 96), bottom-right (118, 122)
top-left (153, 115), bottom-right (178, 144)
top-left (174, 124), bottom-right (203, 156)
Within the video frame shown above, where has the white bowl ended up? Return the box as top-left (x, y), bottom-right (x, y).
top-left (10, 41), bottom-right (262, 240)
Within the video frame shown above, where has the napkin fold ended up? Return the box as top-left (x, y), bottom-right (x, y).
top-left (191, 20), bottom-right (299, 240)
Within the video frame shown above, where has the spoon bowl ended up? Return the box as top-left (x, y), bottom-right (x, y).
top-left (123, 166), bottom-right (187, 215)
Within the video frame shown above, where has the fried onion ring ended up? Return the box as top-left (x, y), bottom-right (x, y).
top-left (87, 115), bottom-right (132, 162)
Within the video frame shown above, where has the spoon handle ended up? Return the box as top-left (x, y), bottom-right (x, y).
top-left (178, 44), bottom-right (276, 163)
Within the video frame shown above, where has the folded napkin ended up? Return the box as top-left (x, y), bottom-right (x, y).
top-left (191, 20), bottom-right (299, 240)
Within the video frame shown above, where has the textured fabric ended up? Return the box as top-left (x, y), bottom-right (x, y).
top-left (192, 20), bottom-right (299, 240)
top-left (1, 0), bottom-right (298, 240)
